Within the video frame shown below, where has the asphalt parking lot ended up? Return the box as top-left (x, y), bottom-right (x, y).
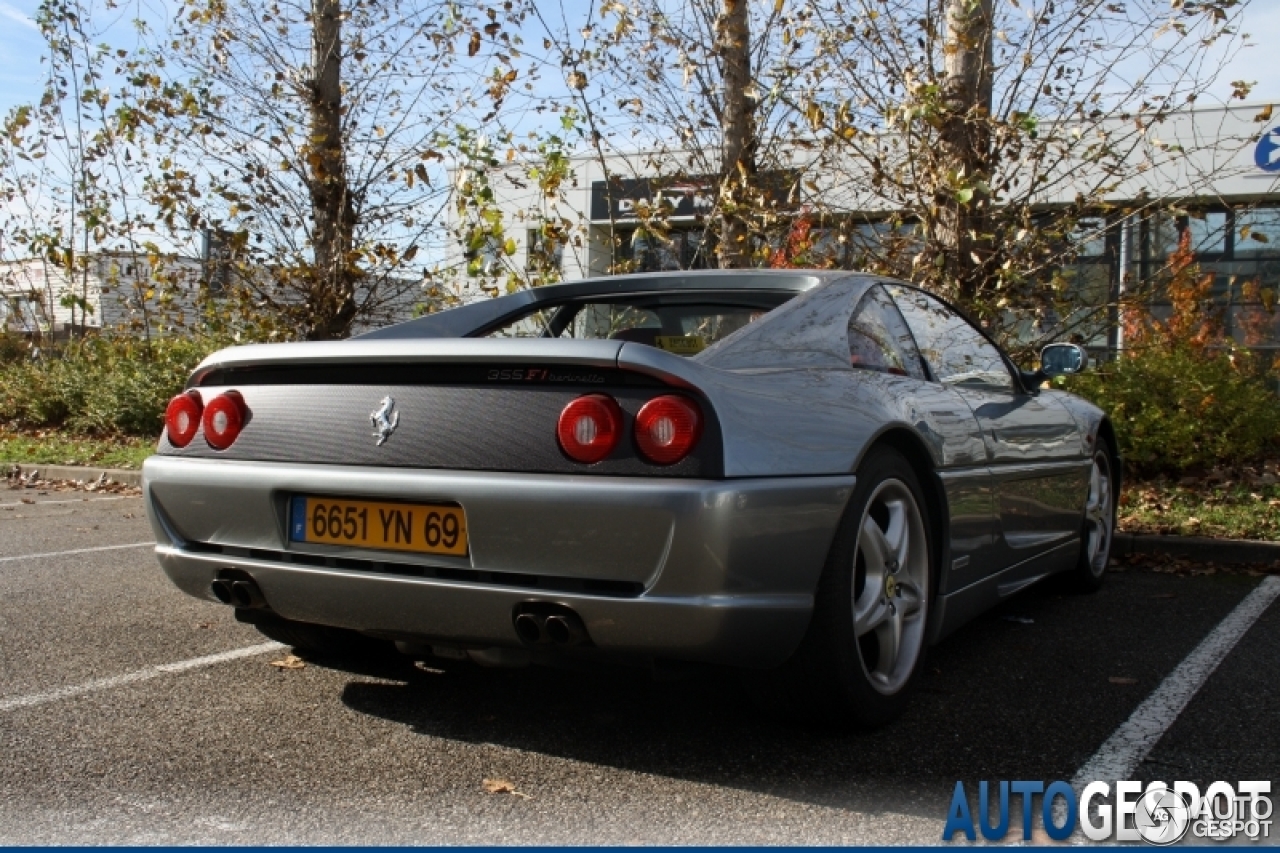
top-left (1, 489), bottom-right (1277, 844)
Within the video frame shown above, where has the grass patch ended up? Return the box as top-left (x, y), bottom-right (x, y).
top-left (1119, 472), bottom-right (1280, 542)
top-left (0, 428), bottom-right (153, 469)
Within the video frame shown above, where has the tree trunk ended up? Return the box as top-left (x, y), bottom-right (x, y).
top-left (306, 0), bottom-right (358, 340)
top-left (936, 0), bottom-right (994, 305)
top-left (715, 0), bottom-right (755, 269)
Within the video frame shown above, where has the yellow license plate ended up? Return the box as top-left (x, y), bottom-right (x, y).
top-left (290, 496), bottom-right (468, 556)
top-left (654, 334), bottom-right (707, 355)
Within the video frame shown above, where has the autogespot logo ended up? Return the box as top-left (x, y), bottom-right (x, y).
top-left (942, 780), bottom-right (1272, 844)
top-left (1256, 126), bottom-right (1280, 172)
top-left (1134, 787), bottom-right (1192, 845)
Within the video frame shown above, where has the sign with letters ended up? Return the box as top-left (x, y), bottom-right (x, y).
top-left (589, 171), bottom-right (798, 222)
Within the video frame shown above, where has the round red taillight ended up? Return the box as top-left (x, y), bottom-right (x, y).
top-left (557, 394), bottom-right (623, 464)
top-left (164, 390), bottom-right (204, 448)
top-left (202, 391), bottom-right (247, 450)
top-left (634, 395), bottom-right (702, 465)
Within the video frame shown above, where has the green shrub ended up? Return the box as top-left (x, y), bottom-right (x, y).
top-left (0, 336), bottom-right (224, 437)
top-left (0, 333), bottom-right (33, 365)
top-left (1066, 343), bottom-right (1280, 476)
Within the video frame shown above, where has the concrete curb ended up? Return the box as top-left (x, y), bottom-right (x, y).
top-left (1113, 532), bottom-right (1280, 565)
top-left (7, 462), bottom-right (143, 488)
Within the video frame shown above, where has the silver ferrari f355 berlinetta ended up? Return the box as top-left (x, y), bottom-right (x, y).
top-left (144, 270), bottom-right (1117, 726)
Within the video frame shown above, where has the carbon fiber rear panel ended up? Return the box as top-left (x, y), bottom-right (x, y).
top-left (158, 384), bottom-right (721, 477)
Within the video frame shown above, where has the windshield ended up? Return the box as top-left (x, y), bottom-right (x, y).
top-left (480, 291), bottom-right (795, 356)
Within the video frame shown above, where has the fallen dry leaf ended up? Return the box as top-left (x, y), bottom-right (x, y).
top-left (483, 778), bottom-right (530, 799)
top-left (414, 662), bottom-right (446, 674)
top-left (269, 654), bottom-right (306, 670)
top-left (1109, 677), bottom-right (1138, 685)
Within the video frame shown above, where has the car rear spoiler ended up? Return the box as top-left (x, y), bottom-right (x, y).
top-left (188, 338), bottom-right (627, 386)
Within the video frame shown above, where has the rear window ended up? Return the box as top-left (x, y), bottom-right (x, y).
top-left (480, 293), bottom-right (794, 356)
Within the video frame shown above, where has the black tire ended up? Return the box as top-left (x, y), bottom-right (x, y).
top-left (1067, 445), bottom-right (1118, 593)
top-left (236, 610), bottom-right (392, 658)
top-left (751, 446), bottom-right (935, 728)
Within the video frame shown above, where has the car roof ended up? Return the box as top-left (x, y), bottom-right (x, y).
top-left (357, 270), bottom-right (865, 340)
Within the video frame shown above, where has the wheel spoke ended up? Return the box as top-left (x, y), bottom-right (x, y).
top-left (882, 499), bottom-right (910, 570)
top-left (874, 605), bottom-right (903, 678)
top-left (896, 580), bottom-right (924, 619)
top-left (1086, 457), bottom-right (1112, 524)
top-left (855, 593), bottom-right (891, 637)
top-left (860, 514), bottom-right (891, 572)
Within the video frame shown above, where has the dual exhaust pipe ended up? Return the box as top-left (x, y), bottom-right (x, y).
top-left (211, 576), bottom-right (587, 651)
top-left (210, 574), bottom-right (266, 609)
top-left (513, 606), bottom-right (588, 647)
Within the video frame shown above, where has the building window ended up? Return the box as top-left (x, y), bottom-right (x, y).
top-left (4, 295), bottom-right (49, 331)
top-left (1138, 204), bottom-right (1280, 353)
top-left (616, 227), bottom-right (715, 272)
top-left (1234, 208), bottom-right (1280, 256)
top-left (1154, 211), bottom-right (1229, 258)
top-left (526, 229), bottom-right (565, 277)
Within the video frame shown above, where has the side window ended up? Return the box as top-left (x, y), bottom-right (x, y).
top-left (847, 285), bottom-right (927, 380)
top-left (566, 304), bottom-right (662, 339)
top-left (884, 284), bottom-right (1013, 390)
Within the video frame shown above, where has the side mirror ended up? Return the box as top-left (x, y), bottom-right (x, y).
top-left (1040, 343), bottom-right (1089, 377)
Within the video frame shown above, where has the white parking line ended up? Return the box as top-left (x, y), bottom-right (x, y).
top-left (0, 542), bottom-right (154, 564)
top-left (0, 642), bottom-right (286, 713)
top-left (1, 495), bottom-right (132, 507)
top-left (1073, 575), bottom-right (1280, 784)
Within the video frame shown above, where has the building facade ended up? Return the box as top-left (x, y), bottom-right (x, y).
top-left (0, 253), bottom-right (208, 338)
top-left (461, 103), bottom-right (1280, 358)
top-left (0, 250), bottom-right (428, 339)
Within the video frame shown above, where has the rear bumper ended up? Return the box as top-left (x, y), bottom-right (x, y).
top-left (144, 456), bottom-right (854, 667)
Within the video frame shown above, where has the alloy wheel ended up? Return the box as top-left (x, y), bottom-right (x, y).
top-left (850, 478), bottom-right (929, 695)
top-left (1084, 451), bottom-right (1114, 577)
